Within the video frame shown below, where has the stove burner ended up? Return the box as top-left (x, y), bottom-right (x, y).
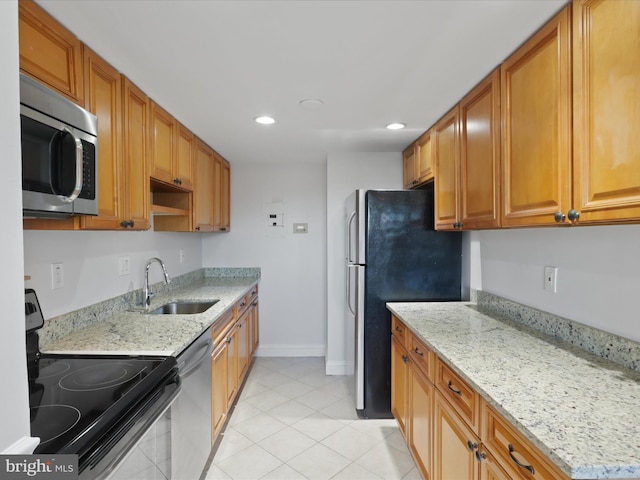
top-left (37, 360), bottom-right (71, 380)
top-left (30, 405), bottom-right (81, 445)
top-left (59, 362), bottom-right (147, 391)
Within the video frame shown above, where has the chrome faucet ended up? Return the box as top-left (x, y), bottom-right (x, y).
top-left (142, 257), bottom-right (171, 310)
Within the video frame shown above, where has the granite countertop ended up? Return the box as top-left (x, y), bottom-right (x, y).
top-left (386, 301), bottom-right (640, 480)
top-left (43, 275), bottom-right (259, 357)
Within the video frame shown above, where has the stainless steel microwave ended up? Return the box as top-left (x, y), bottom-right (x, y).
top-left (20, 74), bottom-right (98, 218)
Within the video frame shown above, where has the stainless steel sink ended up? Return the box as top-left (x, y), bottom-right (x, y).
top-left (149, 300), bottom-right (219, 315)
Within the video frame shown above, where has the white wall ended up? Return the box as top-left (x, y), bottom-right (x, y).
top-left (23, 228), bottom-right (202, 319)
top-left (202, 162), bottom-right (327, 356)
top-left (325, 152), bottom-right (403, 375)
top-left (472, 225), bottom-right (640, 342)
top-left (0, 0), bottom-right (32, 452)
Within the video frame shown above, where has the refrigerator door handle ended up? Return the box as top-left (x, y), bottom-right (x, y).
top-left (346, 210), bottom-right (357, 263)
top-left (346, 265), bottom-right (356, 316)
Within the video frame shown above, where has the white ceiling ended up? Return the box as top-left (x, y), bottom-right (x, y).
top-left (37, 0), bottom-right (567, 165)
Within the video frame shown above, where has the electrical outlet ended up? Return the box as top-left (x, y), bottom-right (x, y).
top-left (179, 249), bottom-right (185, 264)
top-left (51, 263), bottom-right (64, 289)
top-left (544, 266), bottom-right (558, 293)
top-left (118, 256), bottom-right (130, 276)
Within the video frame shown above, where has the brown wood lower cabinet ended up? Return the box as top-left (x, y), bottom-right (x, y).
top-left (211, 289), bottom-right (259, 444)
top-left (391, 315), bottom-right (569, 480)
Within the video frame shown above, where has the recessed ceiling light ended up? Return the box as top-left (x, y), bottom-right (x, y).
top-left (299, 99), bottom-right (324, 110)
top-left (254, 116), bottom-right (276, 125)
top-left (386, 122), bottom-right (406, 130)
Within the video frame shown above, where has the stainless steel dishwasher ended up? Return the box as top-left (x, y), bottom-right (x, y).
top-left (171, 327), bottom-right (214, 480)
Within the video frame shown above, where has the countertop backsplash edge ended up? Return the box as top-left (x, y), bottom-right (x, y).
top-left (475, 289), bottom-right (640, 372)
top-left (37, 267), bottom-right (260, 348)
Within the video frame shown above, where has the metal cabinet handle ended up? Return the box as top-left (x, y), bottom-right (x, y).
top-left (447, 381), bottom-right (462, 396)
top-left (475, 451), bottom-right (486, 463)
top-left (554, 211), bottom-right (566, 223)
top-left (395, 326), bottom-right (403, 333)
top-left (467, 440), bottom-right (477, 452)
top-left (402, 355), bottom-right (409, 364)
top-left (413, 347), bottom-right (424, 357)
top-left (567, 209), bottom-right (580, 222)
top-left (508, 444), bottom-right (535, 475)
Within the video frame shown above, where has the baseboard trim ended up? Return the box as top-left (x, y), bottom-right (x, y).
top-left (255, 344), bottom-right (325, 357)
top-left (325, 360), bottom-right (352, 376)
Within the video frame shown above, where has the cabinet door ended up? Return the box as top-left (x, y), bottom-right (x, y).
top-left (122, 77), bottom-right (150, 230)
top-left (409, 366), bottom-right (433, 480)
top-left (194, 140), bottom-right (215, 232)
top-left (176, 123), bottom-right (195, 190)
top-left (403, 145), bottom-right (418, 189)
top-left (501, 6), bottom-right (571, 227)
top-left (572, 0), bottom-right (640, 223)
top-left (80, 49), bottom-right (122, 230)
top-left (150, 101), bottom-right (177, 185)
top-left (391, 336), bottom-right (409, 437)
top-left (460, 69), bottom-right (501, 229)
top-left (434, 106), bottom-right (461, 230)
top-left (19, 0), bottom-right (84, 105)
top-left (416, 130), bottom-right (434, 185)
top-left (226, 325), bottom-right (238, 408)
top-left (433, 390), bottom-right (479, 480)
top-left (211, 341), bottom-right (228, 440)
top-left (237, 311), bottom-right (250, 382)
top-left (214, 155), bottom-right (231, 232)
top-left (249, 298), bottom-right (259, 356)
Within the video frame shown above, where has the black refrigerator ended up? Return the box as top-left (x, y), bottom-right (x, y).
top-left (345, 185), bottom-right (461, 418)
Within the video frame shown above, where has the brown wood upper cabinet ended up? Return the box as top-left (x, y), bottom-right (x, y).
top-left (214, 154), bottom-right (231, 232)
top-left (194, 140), bottom-right (215, 232)
top-left (403, 130), bottom-right (434, 189)
top-left (19, 0), bottom-right (84, 105)
top-left (459, 69), bottom-right (501, 230)
top-left (80, 49), bottom-right (123, 230)
top-left (434, 70), bottom-right (501, 231)
top-left (150, 102), bottom-right (194, 191)
top-left (501, 5), bottom-right (572, 227)
top-left (434, 106), bottom-right (460, 230)
top-left (571, 0), bottom-right (640, 224)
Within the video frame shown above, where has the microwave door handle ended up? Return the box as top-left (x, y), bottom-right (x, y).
top-left (58, 127), bottom-right (83, 203)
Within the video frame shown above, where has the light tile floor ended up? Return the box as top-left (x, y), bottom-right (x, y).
top-left (204, 357), bottom-right (420, 480)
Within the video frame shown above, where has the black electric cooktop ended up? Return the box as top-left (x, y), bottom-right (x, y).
top-left (29, 354), bottom-right (177, 460)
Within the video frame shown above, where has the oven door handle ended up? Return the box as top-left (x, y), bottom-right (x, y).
top-left (81, 381), bottom-right (181, 480)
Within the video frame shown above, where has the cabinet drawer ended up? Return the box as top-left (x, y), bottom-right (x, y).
top-left (391, 315), bottom-right (408, 348)
top-left (237, 285), bottom-right (258, 317)
top-left (435, 358), bottom-right (480, 433)
top-left (482, 403), bottom-right (569, 480)
top-left (212, 308), bottom-right (235, 345)
top-left (408, 333), bottom-right (433, 382)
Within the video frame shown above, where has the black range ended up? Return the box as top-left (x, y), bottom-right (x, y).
top-left (25, 289), bottom-right (180, 479)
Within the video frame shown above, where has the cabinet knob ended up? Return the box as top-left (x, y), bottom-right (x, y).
top-left (554, 211), bottom-right (566, 223)
top-left (195, 226), bottom-right (200, 231)
top-left (567, 209), bottom-right (580, 222)
top-left (475, 451), bottom-right (486, 463)
top-left (467, 440), bottom-right (478, 452)
top-left (173, 178), bottom-right (182, 185)
top-left (402, 355), bottom-right (409, 364)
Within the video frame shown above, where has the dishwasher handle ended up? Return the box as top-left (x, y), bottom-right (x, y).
top-left (178, 335), bottom-right (213, 379)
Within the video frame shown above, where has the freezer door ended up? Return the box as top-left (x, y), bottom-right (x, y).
top-left (345, 190), bottom-right (366, 265)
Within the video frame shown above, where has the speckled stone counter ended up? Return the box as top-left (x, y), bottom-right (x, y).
top-left (41, 268), bottom-right (260, 356)
top-left (386, 301), bottom-right (640, 480)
